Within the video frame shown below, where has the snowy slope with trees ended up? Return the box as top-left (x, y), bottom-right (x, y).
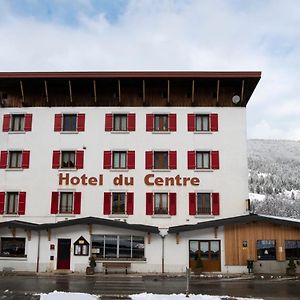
top-left (248, 139), bottom-right (300, 219)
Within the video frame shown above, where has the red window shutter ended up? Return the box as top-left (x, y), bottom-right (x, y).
top-left (0, 151), bottom-right (8, 169)
top-left (103, 192), bottom-right (111, 215)
top-left (127, 113), bottom-right (136, 131)
top-left (76, 150), bottom-right (84, 169)
top-left (187, 151), bottom-right (196, 169)
top-left (210, 113), bottom-right (218, 131)
top-left (52, 151), bottom-right (61, 169)
top-left (145, 151), bottom-right (153, 169)
top-left (127, 192), bottom-right (134, 215)
top-left (18, 192), bottom-right (26, 215)
top-left (74, 192), bottom-right (81, 214)
top-left (189, 193), bottom-right (196, 215)
top-left (22, 150), bottom-right (30, 169)
top-left (103, 151), bottom-right (112, 169)
top-left (187, 114), bottom-right (195, 132)
top-left (24, 114), bottom-right (32, 131)
top-left (2, 114), bottom-right (11, 132)
top-left (211, 151), bottom-right (219, 169)
top-left (212, 193), bottom-right (220, 215)
top-left (105, 113), bottom-right (113, 131)
top-left (169, 193), bottom-right (177, 215)
top-left (127, 151), bottom-right (135, 169)
top-left (169, 114), bottom-right (177, 131)
top-left (169, 151), bottom-right (177, 169)
top-left (51, 192), bottom-right (59, 214)
top-left (146, 114), bottom-right (154, 132)
top-left (146, 192), bottom-right (153, 215)
top-left (77, 113), bottom-right (85, 131)
top-left (0, 192), bottom-right (5, 214)
top-left (54, 114), bottom-right (62, 132)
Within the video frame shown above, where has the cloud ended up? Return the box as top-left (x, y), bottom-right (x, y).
top-left (0, 0), bottom-right (300, 139)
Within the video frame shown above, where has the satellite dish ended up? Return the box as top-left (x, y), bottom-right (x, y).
top-left (232, 95), bottom-right (241, 104)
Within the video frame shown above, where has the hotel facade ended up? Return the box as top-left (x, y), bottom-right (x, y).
top-left (1, 71), bottom-right (300, 274)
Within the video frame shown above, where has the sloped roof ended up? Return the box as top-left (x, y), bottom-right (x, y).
top-left (168, 214), bottom-right (300, 233)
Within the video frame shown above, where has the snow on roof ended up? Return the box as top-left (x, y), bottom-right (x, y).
top-left (257, 214), bottom-right (300, 223)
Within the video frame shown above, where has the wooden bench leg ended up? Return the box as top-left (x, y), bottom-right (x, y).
top-left (125, 266), bottom-right (128, 274)
top-left (105, 267), bottom-right (108, 275)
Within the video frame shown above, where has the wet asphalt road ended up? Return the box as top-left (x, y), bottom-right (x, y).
top-left (0, 275), bottom-right (299, 299)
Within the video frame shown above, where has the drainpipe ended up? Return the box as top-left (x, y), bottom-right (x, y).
top-left (159, 228), bottom-right (168, 274)
top-left (36, 230), bottom-right (41, 273)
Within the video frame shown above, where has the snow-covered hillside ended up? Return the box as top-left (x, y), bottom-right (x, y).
top-left (248, 139), bottom-right (300, 219)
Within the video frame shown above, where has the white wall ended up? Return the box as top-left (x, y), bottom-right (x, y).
top-left (0, 106), bottom-right (248, 227)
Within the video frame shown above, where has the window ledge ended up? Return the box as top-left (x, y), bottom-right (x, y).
top-left (58, 168), bottom-right (77, 172)
top-left (56, 214), bottom-right (76, 217)
top-left (151, 169), bottom-right (171, 172)
top-left (0, 255), bottom-right (27, 260)
top-left (151, 215), bottom-right (172, 219)
top-left (60, 131), bottom-right (79, 134)
top-left (110, 169), bottom-right (129, 172)
top-left (152, 131), bottom-right (171, 134)
top-left (108, 214), bottom-right (128, 218)
top-left (2, 214), bottom-right (20, 217)
top-left (110, 131), bottom-right (130, 134)
top-left (195, 215), bottom-right (214, 219)
top-left (193, 131), bottom-right (212, 134)
top-left (8, 131), bottom-right (26, 134)
top-left (5, 168), bottom-right (24, 172)
top-left (194, 169), bottom-right (213, 172)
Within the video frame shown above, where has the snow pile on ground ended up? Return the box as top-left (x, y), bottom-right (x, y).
top-left (39, 291), bottom-right (99, 299)
top-left (130, 293), bottom-right (263, 300)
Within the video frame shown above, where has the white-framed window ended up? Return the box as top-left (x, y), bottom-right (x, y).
top-left (5, 192), bottom-right (19, 214)
top-left (113, 114), bottom-right (127, 131)
top-left (11, 114), bottom-right (25, 131)
top-left (59, 192), bottom-right (74, 214)
top-left (154, 151), bottom-right (168, 169)
top-left (154, 193), bottom-right (168, 215)
top-left (196, 193), bottom-right (211, 215)
top-left (196, 151), bottom-right (210, 169)
top-left (61, 151), bottom-right (76, 169)
top-left (112, 151), bottom-right (127, 169)
top-left (62, 114), bottom-right (77, 131)
top-left (8, 151), bottom-right (22, 168)
top-left (111, 192), bottom-right (126, 214)
top-left (195, 114), bottom-right (210, 132)
top-left (154, 114), bottom-right (169, 132)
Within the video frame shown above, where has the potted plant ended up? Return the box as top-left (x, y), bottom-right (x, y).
top-left (194, 255), bottom-right (204, 275)
top-left (286, 258), bottom-right (296, 276)
top-left (86, 255), bottom-right (96, 275)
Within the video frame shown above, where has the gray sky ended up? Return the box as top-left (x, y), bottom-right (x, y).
top-left (0, 0), bottom-right (299, 140)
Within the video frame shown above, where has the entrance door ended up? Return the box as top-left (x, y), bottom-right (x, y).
top-left (57, 239), bottom-right (71, 270)
top-left (189, 240), bottom-right (221, 272)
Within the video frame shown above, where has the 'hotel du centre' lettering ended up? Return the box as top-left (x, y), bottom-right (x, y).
top-left (59, 173), bottom-right (200, 187)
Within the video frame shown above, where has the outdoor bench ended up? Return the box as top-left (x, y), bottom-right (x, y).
top-left (102, 262), bottom-right (131, 274)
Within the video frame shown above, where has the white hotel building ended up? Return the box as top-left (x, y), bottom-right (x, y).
top-left (2, 71), bottom-right (298, 275)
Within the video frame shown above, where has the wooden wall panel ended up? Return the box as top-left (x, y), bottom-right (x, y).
top-left (225, 222), bottom-right (300, 266)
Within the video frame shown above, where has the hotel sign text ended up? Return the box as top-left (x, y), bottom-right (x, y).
top-left (59, 173), bottom-right (200, 187)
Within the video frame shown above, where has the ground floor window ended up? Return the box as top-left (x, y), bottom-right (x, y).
top-left (285, 240), bottom-right (300, 259)
top-left (0, 237), bottom-right (26, 257)
top-left (91, 235), bottom-right (144, 259)
top-left (256, 240), bottom-right (276, 260)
